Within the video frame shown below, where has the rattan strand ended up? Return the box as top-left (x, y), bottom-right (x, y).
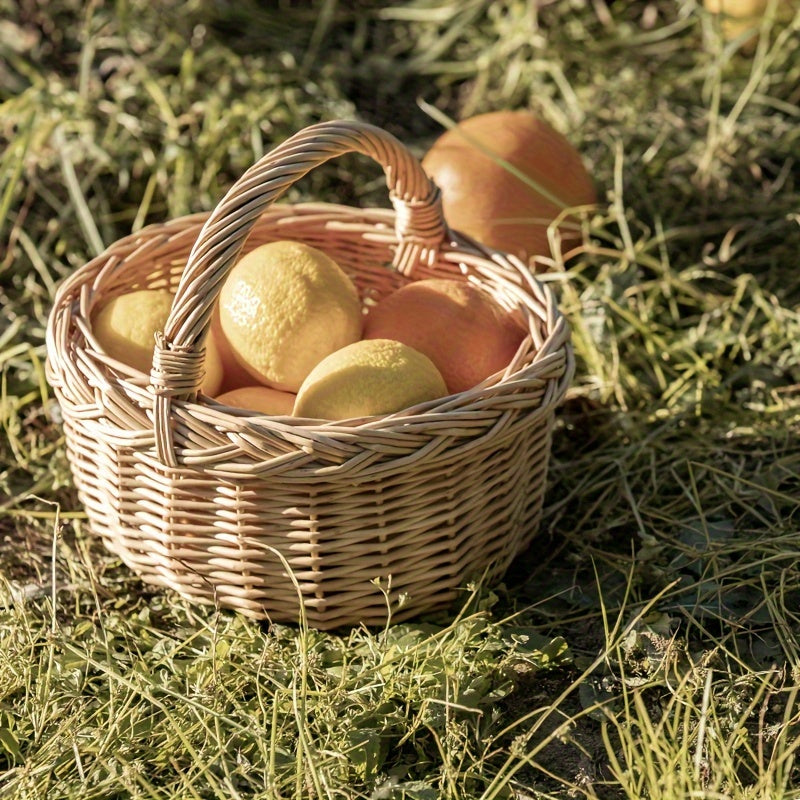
top-left (46, 120), bottom-right (573, 628)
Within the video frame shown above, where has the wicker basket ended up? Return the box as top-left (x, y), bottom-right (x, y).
top-left (45, 120), bottom-right (573, 629)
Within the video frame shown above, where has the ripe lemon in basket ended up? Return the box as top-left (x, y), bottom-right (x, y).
top-left (293, 338), bottom-right (447, 420)
top-left (363, 278), bottom-right (526, 394)
top-left (92, 288), bottom-right (223, 395)
top-left (215, 385), bottom-right (296, 416)
top-left (218, 240), bottom-right (362, 393)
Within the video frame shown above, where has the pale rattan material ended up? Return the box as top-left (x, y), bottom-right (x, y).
top-left (45, 120), bottom-right (574, 629)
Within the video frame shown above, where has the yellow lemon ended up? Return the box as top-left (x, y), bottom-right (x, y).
top-left (704, 0), bottom-right (794, 46)
top-left (218, 240), bottom-right (362, 393)
top-left (293, 339), bottom-right (447, 421)
top-left (92, 288), bottom-right (223, 395)
top-left (215, 386), bottom-right (296, 416)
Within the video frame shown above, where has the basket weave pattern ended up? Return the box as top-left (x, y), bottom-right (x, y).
top-left (46, 121), bottom-right (573, 628)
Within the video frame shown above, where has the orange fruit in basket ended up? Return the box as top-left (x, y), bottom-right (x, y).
top-left (421, 110), bottom-right (596, 263)
top-left (362, 278), bottom-right (526, 394)
top-left (218, 240), bottom-right (363, 393)
top-left (293, 339), bottom-right (447, 421)
top-left (202, 328), bottom-right (224, 396)
top-left (210, 305), bottom-right (259, 393)
top-left (215, 386), bottom-right (296, 416)
top-left (92, 288), bottom-right (223, 395)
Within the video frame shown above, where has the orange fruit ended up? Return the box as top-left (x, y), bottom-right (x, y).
top-left (362, 278), bottom-right (525, 394)
top-left (202, 327), bottom-right (224, 396)
top-left (215, 386), bottom-right (296, 416)
top-left (218, 240), bottom-right (362, 393)
top-left (92, 288), bottom-right (223, 395)
top-left (293, 339), bottom-right (447, 421)
top-left (210, 305), bottom-right (258, 393)
top-left (421, 110), bottom-right (596, 263)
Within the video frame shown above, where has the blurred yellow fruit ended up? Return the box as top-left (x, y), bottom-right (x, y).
top-left (215, 385), bottom-right (296, 416)
top-left (704, 0), bottom-right (793, 45)
top-left (705, 0), bottom-right (767, 14)
top-left (218, 241), bottom-right (362, 393)
top-left (92, 288), bottom-right (223, 394)
top-left (293, 339), bottom-right (447, 421)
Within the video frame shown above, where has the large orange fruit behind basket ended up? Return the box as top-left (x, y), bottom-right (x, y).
top-left (45, 120), bottom-right (574, 629)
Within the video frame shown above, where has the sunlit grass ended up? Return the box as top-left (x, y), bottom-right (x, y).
top-left (1, 0), bottom-right (799, 797)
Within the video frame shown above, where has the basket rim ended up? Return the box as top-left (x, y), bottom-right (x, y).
top-left (46, 205), bottom-right (573, 425)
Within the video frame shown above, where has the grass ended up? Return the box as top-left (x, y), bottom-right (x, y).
top-left (2, 0), bottom-right (800, 797)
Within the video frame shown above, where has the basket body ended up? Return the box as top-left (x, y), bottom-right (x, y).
top-left (46, 124), bottom-right (573, 629)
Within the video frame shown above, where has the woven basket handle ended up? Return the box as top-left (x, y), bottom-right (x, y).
top-left (151, 119), bottom-right (446, 464)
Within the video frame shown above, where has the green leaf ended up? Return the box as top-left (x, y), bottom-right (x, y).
top-left (370, 779), bottom-right (439, 799)
top-left (0, 724), bottom-right (23, 765)
top-left (347, 727), bottom-right (388, 782)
